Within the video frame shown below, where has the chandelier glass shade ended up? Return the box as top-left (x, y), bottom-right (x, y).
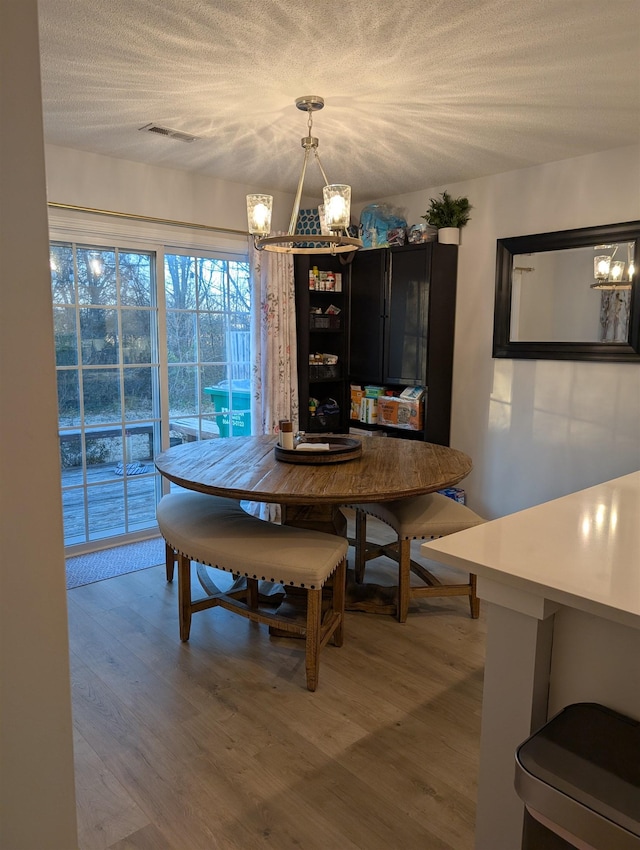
top-left (246, 96), bottom-right (362, 255)
top-left (246, 194), bottom-right (272, 237)
top-left (322, 184), bottom-right (351, 231)
top-left (591, 243), bottom-right (635, 290)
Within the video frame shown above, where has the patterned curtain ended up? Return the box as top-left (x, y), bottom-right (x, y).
top-left (246, 238), bottom-right (299, 522)
top-left (249, 239), bottom-right (299, 434)
top-left (599, 290), bottom-right (631, 342)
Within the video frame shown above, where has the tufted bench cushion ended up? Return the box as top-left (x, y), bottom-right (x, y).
top-left (157, 491), bottom-right (348, 587)
top-left (352, 492), bottom-right (485, 540)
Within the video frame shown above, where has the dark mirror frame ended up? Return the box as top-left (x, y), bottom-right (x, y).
top-left (492, 221), bottom-right (640, 362)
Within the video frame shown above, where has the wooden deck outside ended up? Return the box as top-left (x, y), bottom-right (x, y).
top-left (61, 423), bottom-right (221, 547)
top-left (62, 463), bottom-right (162, 544)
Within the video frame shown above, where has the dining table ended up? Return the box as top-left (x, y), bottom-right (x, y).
top-left (154, 433), bottom-right (473, 614)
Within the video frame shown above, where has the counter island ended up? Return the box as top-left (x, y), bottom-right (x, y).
top-left (422, 471), bottom-right (640, 850)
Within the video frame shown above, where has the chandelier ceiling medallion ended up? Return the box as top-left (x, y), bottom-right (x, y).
top-left (246, 96), bottom-right (362, 255)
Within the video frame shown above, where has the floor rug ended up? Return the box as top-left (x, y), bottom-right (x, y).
top-left (66, 537), bottom-right (165, 589)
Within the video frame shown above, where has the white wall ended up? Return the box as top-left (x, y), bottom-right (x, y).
top-left (44, 144), bottom-right (640, 519)
top-left (0, 3), bottom-right (78, 848)
top-left (45, 143), bottom-right (298, 236)
top-left (369, 145), bottom-right (640, 517)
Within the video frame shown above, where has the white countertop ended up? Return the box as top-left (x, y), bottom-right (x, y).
top-left (422, 471), bottom-right (640, 629)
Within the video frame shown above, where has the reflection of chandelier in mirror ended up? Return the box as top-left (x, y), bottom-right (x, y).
top-left (246, 96), bottom-right (362, 255)
top-left (591, 242), bottom-right (634, 290)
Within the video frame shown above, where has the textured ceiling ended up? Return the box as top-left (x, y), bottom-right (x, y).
top-left (38, 0), bottom-right (640, 203)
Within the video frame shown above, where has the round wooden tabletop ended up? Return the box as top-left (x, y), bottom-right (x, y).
top-left (155, 435), bottom-right (472, 506)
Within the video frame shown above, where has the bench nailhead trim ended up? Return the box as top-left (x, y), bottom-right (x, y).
top-left (165, 544), bottom-right (336, 591)
top-left (403, 534), bottom-right (441, 540)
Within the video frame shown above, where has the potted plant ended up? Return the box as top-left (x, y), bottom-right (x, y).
top-left (422, 191), bottom-right (472, 245)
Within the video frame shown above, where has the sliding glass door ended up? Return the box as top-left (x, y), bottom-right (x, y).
top-left (52, 242), bottom-right (161, 548)
top-left (52, 240), bottom-right (250, 551)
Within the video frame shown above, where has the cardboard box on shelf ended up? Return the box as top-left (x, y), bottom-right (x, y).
top-left (359, 397), bottom-right (378, 424)
top-left (399, 386), bottom-right (426, 401)
top-left (350, 385), bottom-right (365, 420)
top-left (364, 385), bottom-right (385, 398)
top-left (377, 397), bottom-right (424, 431)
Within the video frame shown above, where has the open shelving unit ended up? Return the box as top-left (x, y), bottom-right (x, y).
top-left (293, 254), bottom-right (351, 433)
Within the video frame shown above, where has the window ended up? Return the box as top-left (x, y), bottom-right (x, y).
top-left (52, 239), bottom-right (250, 551)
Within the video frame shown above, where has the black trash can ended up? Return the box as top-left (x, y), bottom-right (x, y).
top-left (515, 703), bottom-right (640, 850)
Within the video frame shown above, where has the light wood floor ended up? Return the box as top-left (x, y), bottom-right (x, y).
top-left (68, 514), bottom-right (486, 850)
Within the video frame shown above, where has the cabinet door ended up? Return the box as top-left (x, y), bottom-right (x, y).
top-left (384, 244), bottom-right (430, 385)
top-left (348, 249), bottom-right (386, 384)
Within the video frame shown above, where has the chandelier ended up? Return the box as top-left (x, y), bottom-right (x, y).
top-left (246, 96), bottom-right (362, 255)
top-left (591, 242), bottom-right (635, 290)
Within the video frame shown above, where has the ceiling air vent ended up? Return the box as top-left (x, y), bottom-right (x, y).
top-left (139, 123), bottom-right (198, 143)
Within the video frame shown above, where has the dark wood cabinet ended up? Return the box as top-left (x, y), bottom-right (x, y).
top-left (294, 242), bottom-right (458, 443)
top-left (348, 242), bottom-right (458, 445)
top-left (293, 254), bottom-right (351, 433)
top-left (348, 248), bottom-right (385, 383)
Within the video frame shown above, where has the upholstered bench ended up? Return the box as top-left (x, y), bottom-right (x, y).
top-left (157, 491), bottom-right (348, 691)
top-left (348, 492), bottom-right (485, 623)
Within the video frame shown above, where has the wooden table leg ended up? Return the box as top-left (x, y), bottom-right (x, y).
top-left (280, 503), bottom-right (347, 537)
top-left (281, 502), bottom-right (399, 616)
top-left (344, 569), bottom-right (398, 615)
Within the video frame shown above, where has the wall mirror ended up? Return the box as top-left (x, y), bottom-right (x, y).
top-left (493, 221), bottom-right (640, 361)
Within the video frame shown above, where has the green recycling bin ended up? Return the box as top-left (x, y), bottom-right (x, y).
top-left (204, 382), bottom-right (251, 436)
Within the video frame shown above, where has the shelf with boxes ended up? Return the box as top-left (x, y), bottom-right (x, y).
top-left (350, 384), bottom-right (427, 438)
top-left (307, 266), bottom-right (344, 293)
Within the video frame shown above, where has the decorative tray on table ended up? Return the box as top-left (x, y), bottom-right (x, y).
top-left (274, 436), bottom-right (362, 465)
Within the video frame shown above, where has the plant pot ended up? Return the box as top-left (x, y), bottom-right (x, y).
top-left (438, 227), bottom-right (460, 245)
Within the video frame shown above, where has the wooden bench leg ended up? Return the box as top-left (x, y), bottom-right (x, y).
top-left (178, 553), bottom-right (193, 642)
top-left (397, 538), bottom-right (411, 623)
top-left (305, 588), bottom-right (322, 692)
top-left (246, 577), bottom-right (259, 609)
top-left (470, 573), bottom-right (480, 619)
top-left (332, 557), bottom-right (346, 647)
top-left (166, 542), bottom-right (176, 582)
